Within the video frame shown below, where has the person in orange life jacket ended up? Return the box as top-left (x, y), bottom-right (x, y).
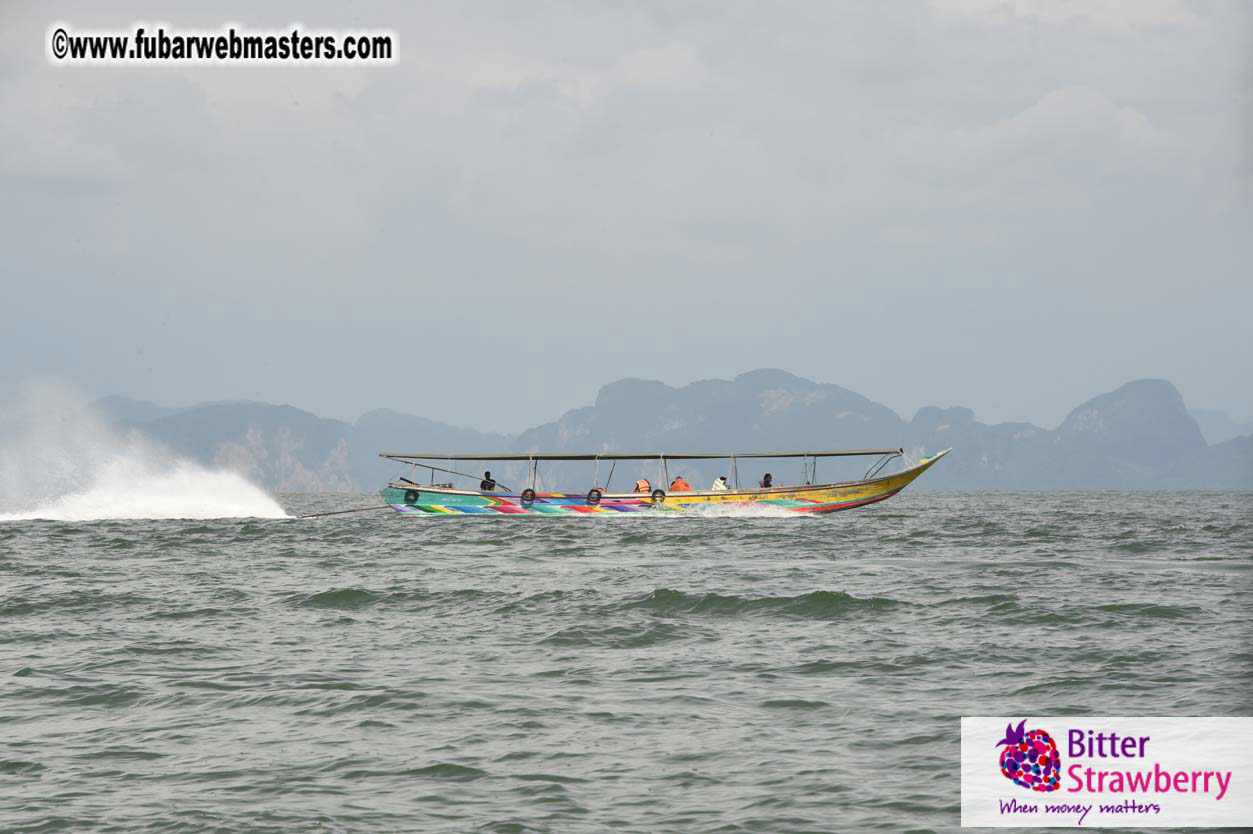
top-left (669, 475), bottom-right (692, 492)
top-left (480, 471), bottom-right (496, 491)
top-left (759, 473), bottom-right (773, 488)
top-left (634, 478), bottom-right (651, 493)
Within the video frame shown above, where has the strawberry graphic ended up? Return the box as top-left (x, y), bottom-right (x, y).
top-left (996, 719), bottom-right (1061, 792)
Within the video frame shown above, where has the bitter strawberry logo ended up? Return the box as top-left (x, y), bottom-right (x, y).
top-left (996, 719), bottom-right (1061, 792)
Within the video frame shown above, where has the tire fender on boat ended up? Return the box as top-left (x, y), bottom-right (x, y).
top-left (586, 489), bottom-right (602, 505)
top-left (651, 489), bottom-right (666, 504)
top-left (520, 488), bottom-right (537, 505)
top-left (403, 489), bottom-right (419, 503)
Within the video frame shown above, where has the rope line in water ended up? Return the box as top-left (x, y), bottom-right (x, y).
top-left (295, 503), bottom-right (388, 515)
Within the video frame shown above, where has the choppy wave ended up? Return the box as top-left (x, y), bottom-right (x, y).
top-left (622, 587), bottom-right (906, 618)
top-left (1, 491), bottom-right (1249, 833)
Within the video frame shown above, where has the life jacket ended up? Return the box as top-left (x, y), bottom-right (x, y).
top-left (634, 479), bottom-right (651, 493)
top-left (669, 477), bottom-right (692, 492)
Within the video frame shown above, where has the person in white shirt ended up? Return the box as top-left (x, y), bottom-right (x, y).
top-left (711, 475), bottom-right (729, 491)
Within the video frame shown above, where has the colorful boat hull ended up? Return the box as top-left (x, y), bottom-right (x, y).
top-left (381, 449), bottom-right (949, 516)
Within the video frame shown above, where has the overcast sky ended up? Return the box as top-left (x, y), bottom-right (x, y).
top-left (3, 1), bottom-right (1250, 433)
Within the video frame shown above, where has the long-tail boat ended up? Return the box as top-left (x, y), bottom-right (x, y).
top-left (378, 447), bottom-right (949, 516)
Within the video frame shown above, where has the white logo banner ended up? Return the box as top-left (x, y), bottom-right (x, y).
top-left (961, 717), bottom-right (1253, 827)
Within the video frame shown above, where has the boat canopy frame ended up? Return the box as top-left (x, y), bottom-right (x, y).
top-left (382, 448), bottom-right (905, 492)
top-left (380, 449), bottom-right (902, 462)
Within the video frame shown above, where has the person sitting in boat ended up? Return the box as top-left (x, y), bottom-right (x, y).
top-left (669, 475), bottom-right (692, 492)
top-left (479, 471), bottom-right (496, 491)
top-left (634, 478), bottom-right (651, 493)
top-left (759, 473), bottom-right (773, 488)
top-left (711, 476), bottom-right (729, 491)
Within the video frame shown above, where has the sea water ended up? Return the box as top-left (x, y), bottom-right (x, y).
top-left (1, 492), bottom-right (1249, 833)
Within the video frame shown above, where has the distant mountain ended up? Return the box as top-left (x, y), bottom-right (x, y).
top-left (119, 401), bottom-right (357, 492)
top-left (518, 369), bottom-right (904, 452)
top-left (512, 370), bottom-right (911, 488)
top-left (514, 373), bottom-right (1244, 490)
top-left (98, 399), bottom-right (505, 492)
top-left (1190, 409), bottom-right (1253, 446)
top-left (1161, 435), bottom-right (1253, 489)
top-left (94, 395), bottom-right (182, 423)
top-left (93, 372), bottom-right (1253, 491)
top-left (1040, 379), bottom-right (1206, 489)
top-left (350, 409), bottom-right (509, 488)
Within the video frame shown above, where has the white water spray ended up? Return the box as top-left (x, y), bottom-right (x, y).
top-left (661, 502), bottom-right (801, 519)
top-left (0, 382), bottom-right (289, 521)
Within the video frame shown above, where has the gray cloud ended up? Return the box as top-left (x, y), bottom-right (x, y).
top-left (2, 0), bottom-right (1249, 432)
